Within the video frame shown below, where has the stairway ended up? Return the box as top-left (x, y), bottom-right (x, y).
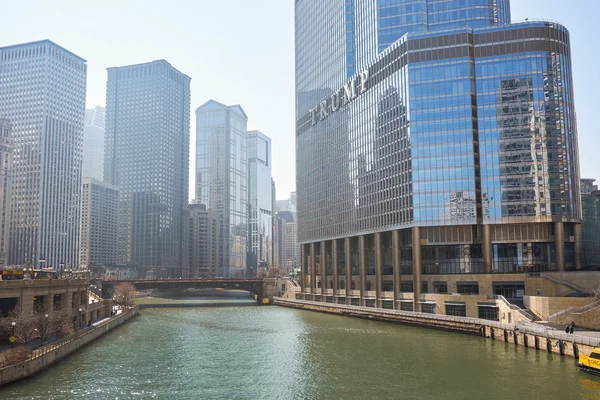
top-left (540, 273), bottom-right (587, 294)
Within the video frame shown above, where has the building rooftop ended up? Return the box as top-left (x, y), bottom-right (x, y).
top-left (0, 39), bottom-right (86, 62)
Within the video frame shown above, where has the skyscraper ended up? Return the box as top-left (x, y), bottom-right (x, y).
top-left (195, 100), bottom-right (247, 277)
top-left (79, 178), bottom-right (118, 268)
top-left (296, 1), bottom-right (581, 310)
top-left (83, 106), bottom-right (106, 180)
top-left (0, 119), bottom-right (13, 267)
top-left (0, 40), bottom-right (87, 269)
top-left (104, 60), bottom-right (190, 278)
top-left (188, 203), bottom-right (221, 278)
top-left (246, 130), bottom-right (273, 276)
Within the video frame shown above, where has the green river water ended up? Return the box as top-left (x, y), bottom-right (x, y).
top-left (1, 295), bottom-right (599, 400)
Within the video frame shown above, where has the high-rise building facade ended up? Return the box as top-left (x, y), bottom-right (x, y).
top-left (104, 60), bottom-right (190, 278)
top-left (0, 40), bottom-right (87, 269)
top-left (296, 1), bottom-right (581, 309)
top-left (278, 211), bottom-right (300, 275)
top-left (79, 178), bottom-right (119, 267)
top-left (247, 131), bottom-right (273, 276)
top-left (0, 119), bottom-right (13, 267)
top-left (581, 179), bottom-right (600, 268)
top-left (83, 106), bottom-right (106, 180)
top-left (188, 203), bottom-right (221, 278)
top-left (195, 100), bottom-right (247, 277)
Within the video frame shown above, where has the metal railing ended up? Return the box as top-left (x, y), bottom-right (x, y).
top-left (540, 273), bottom-right (586, 293)
top-left (548, 300), bottom-right (600, 322)
top-left (489, 295), bottom-right (535, 321)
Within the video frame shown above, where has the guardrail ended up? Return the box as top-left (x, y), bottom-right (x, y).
top-left (548, 300), bottom-right (600, 322)
top-left (540, 273), bottom-right (586, 293)
top-left (488, 294), bottom-right (535, 321)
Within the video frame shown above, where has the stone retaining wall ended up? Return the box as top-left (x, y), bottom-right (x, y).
top-left (275, 298), bottom-right (600, 360)
top-left (0, 308), bottom-right (138, 386)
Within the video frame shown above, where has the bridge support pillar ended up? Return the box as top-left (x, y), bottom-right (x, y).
top-left (392, 230), bottom-right (401, 310)
top-left (375, 232), bottom-right (383, 308)
top-left (359, 235), bottom-right (366, 307)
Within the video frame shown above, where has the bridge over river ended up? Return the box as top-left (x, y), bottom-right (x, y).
top-left (100, 278), bottom-right (279, 304)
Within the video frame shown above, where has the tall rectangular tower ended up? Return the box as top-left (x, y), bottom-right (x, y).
top-left (104, 60), bottom-right (190, 278)
top-left (0, 40), bottom-right (87, 269)
top-left (79, 178), bottom-right (119, 267)
top-left (195, 100), bottom-right (247, 277)
top-left (83, 106), bottom-right (106, 180)
top-left (246, 131), bottom-right (273, 277)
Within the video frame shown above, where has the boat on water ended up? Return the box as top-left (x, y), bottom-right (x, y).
top-left (578, 348), bottom-right (600, 374)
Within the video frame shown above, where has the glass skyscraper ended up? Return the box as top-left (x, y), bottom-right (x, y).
top-left (104, 60), bottom-right (190, 278)
top-left (247, 130), bottom-right (273, 276)
top-left (296, 0), bottom-right (581, 309)
top-left (195, 100), bottom-right (248, 278)
top-left (0, 40), bottom-right (87, 269)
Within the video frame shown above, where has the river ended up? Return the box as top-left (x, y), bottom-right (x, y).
top-left (1, 296), bottom-right (599, 399)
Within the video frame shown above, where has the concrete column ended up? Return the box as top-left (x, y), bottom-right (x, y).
top-left (483, 224), bottom-right (493, 274)
top-left (574, 223), bottom-right (582, 270)
top-left (320, 241), bottom-right (327, 301)
top-left (554, 222), bottom-right (565, 272)
top-left (375, 232), bottom-right (383, 308)
top-left (412, 227), bottom-right (422, 313)
top-left (300, 244), bottom-right (307, 295)
top-left (392, 230), bottom-right (401, 310)
top-left (344, 237), bottom-right (351, 304)
top-left (359, 235), bottom-right (366, 306)
top-left (332, 239), bottom-right (339, 297)
top-left (310, 243), bottom-right (316, 297)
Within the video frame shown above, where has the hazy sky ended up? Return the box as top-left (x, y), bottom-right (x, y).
top-left (1, 0), bottom-right (598, 201)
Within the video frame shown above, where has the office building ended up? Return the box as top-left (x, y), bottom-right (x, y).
top-left (79, 178), bottom-right (119, 268)
top-left (0, 119), bottom-right (13, 266)
top-left (247, 131), bottom-right (273, 276)
top-left (83, 106), bottom-right (106, 180)
top-left (581, 179), bottom-right (600, 268)
top-left (0, 40), bottom-right (86, 269)
top-left (104, 60), bottom-right (190, 278)
top-left (279, 211), bottom-right (300, 275)
top-left (295, 1), bottom-right (581, 309)
top-left (195, 100), bottom-right (247, 277)
top-left (188, 203), bottom-right (221, 278)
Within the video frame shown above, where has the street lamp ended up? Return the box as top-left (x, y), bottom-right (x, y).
top-left (11, 321), bottom-right (15, 349)
top-left (78, 308), bottom-right (83, 330)
top-left (43, 314), bottom-right (48, 344)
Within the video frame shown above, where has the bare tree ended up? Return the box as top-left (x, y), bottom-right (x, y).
top-left (48, 309), bottom-right (74, 338)
top-left (2, 309), bottom-right (38, 344)
top-left (113, 282), bottom-right (136, 309)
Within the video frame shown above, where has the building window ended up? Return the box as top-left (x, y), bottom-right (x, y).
top-left (366, 281), bottom-right (372, 291)
top-left (383, 280), bottom-right (393, 292)
top-left (400, 302), bottom-right (413, 312)
top-left (434, 282), bottom-right (448, 294)
top-left (350, 298), bottom-right (360, 306)
top-left (382, 300), bottom-right (394, 309)
top-left (365, 299), bottom-right (375, 307)
top-left (478, 305), bottom-right (499, 321)
top-left (421, 303), bottom-right (436, 314)
top-left (422, 282), bottom-right (428, 294)
top-left (339, 280), bottom-right (345, 290)
top-left (457, 282), bottom-right (479, 294)
top-left (445, 303), bottom-right (466, 317)
top-left (401, 281), bottom-right (413, 292)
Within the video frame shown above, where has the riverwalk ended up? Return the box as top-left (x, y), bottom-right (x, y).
top-left (274, 297), bottom-right (600, 359)
top-left (0, 307), bottom-right (138, 386)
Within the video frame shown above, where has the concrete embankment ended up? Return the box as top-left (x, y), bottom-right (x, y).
top-left (274, 298), bottom-right (600, 360)
top-left (0, 308), bottom-right (138, 386)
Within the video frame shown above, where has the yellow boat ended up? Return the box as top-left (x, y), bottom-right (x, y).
top-left (578, 348), bottom-right (600, 374)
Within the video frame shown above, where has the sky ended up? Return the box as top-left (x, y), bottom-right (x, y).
top-left (0, 0), bottom-right (598, 201)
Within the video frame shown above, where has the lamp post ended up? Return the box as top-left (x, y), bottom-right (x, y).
top-left (42, 314), bottom-right (48, 344)
top-left (11, 321), bottom-right (15, 348)
top-left (78, 308), bottom-right (83, 330)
